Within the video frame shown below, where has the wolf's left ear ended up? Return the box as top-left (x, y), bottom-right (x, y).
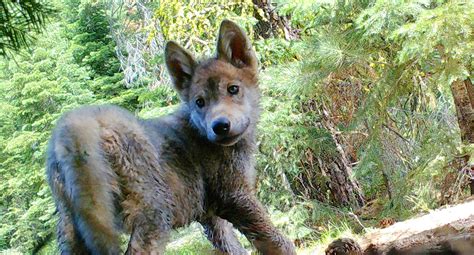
top-left (165, 41), bottom-right (196, 96)
top-left (217, 20), bottom-right (257, 71)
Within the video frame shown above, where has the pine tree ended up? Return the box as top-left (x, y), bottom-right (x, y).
top-left (64, 0), bottom-right (143, 110)
top-left (0, 0), bottom-right (54, 56)
top-left (278, 0), bottom-right (473, 208)
top-left (0, 22), bottom-right (94, 251)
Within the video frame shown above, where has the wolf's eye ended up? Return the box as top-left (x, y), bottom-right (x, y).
top-left (195, 98), bottom-right (205, 108)
top-left (228, 85), bottom-right (239, 95)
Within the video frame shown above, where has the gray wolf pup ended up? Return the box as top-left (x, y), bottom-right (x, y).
top-left (46, 20), bottom-right (296, 255)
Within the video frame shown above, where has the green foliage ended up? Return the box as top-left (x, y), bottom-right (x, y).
top-left (153, 0), bottom-right (303, 67)
top-left (164, 223), bottom-right (221, 255)
top-left (154, 0), bottom-right (256, 56)
top-left (0, 22), bottom-right (94, 251)
top-left (257, 63), bottom-right (338, 207)
top-left (0, 0), bottom-right (155, 251)
top-left (66, 1), bottom-right (120, 77)
top-left (61, 0), bottom-right (145, 110)
top-left (254, 38), bottom-right (302, 66)
top-left (0, 0), bottom-right (55, 56)
top-left (391, 1), bottom-right (473, 85)
top-left (274, 0), bottom-right (473, 216)
top-left (1, 0), bottom-right (473, 253)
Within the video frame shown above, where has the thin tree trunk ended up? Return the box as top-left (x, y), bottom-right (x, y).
top-left (252, 0), bottom-right (298, 40)
top-left (301, 99), bottom-right (365, 208)
top-left (105, 0), bottom-right (167, 88)
top-left (319, 107), bottom-right (365, 208)
top-left (451, 78), bottom-right (474, 195)
top-left (451, 79), bottom-right (474, 143)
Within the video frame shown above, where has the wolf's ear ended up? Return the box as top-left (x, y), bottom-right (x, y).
top-left (216, 20), bottom-right (257, 71)
top-left (165, 41), bottom-right (196, 95)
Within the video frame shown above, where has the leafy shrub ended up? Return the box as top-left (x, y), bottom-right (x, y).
top-left (154, 0), bottom-right (256, 56)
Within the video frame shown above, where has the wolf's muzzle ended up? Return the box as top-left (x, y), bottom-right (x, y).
top-left (212, 117), bottom-right (231, 136)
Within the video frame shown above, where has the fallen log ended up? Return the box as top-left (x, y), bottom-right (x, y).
top-left (326, 199), bottom-right (474, 254)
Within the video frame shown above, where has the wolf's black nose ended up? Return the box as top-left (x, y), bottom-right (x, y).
top-left (212, 118), bottom-right (231, 136)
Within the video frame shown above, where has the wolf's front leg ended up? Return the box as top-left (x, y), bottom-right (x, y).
top-left (200, 215), bottom-right (248, 255)
top-left (217, 192), bottom-right (296, 255)
top-left (125, 211), bottom-right (171, 255)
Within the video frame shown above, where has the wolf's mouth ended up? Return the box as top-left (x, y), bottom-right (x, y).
top-left (215, 133), bottom-right (242, 146)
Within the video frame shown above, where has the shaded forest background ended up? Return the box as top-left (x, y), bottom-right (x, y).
top-left (0, 0), bottom-right (472, 253)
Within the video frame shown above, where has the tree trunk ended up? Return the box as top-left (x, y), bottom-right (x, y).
top-left (252, 0), bottom-right (298, 40)
top-left (320, 107), bottom-right (365, 208)
top-left (300, 99), bottom-right (365, 209)
top-left (362, 199), bottom-right (474, 254)
top-left (450, 78), bottom-right (474, 195)
top-left (326, 199), bottom-right (474, 255)
top-left (451, 79), bottom-right (474, 143)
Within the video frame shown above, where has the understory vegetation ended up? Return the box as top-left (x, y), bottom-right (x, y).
top-left (0, 0), bottom-right (472, 254)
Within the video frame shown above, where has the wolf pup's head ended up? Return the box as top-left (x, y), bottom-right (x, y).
top-left (165, 20), bottom-right (259, 146)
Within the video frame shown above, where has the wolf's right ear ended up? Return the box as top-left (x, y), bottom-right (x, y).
top-left (217, 20), bottom-right (257, 72)
top-left (165, 41), bottom-right (196, 95)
